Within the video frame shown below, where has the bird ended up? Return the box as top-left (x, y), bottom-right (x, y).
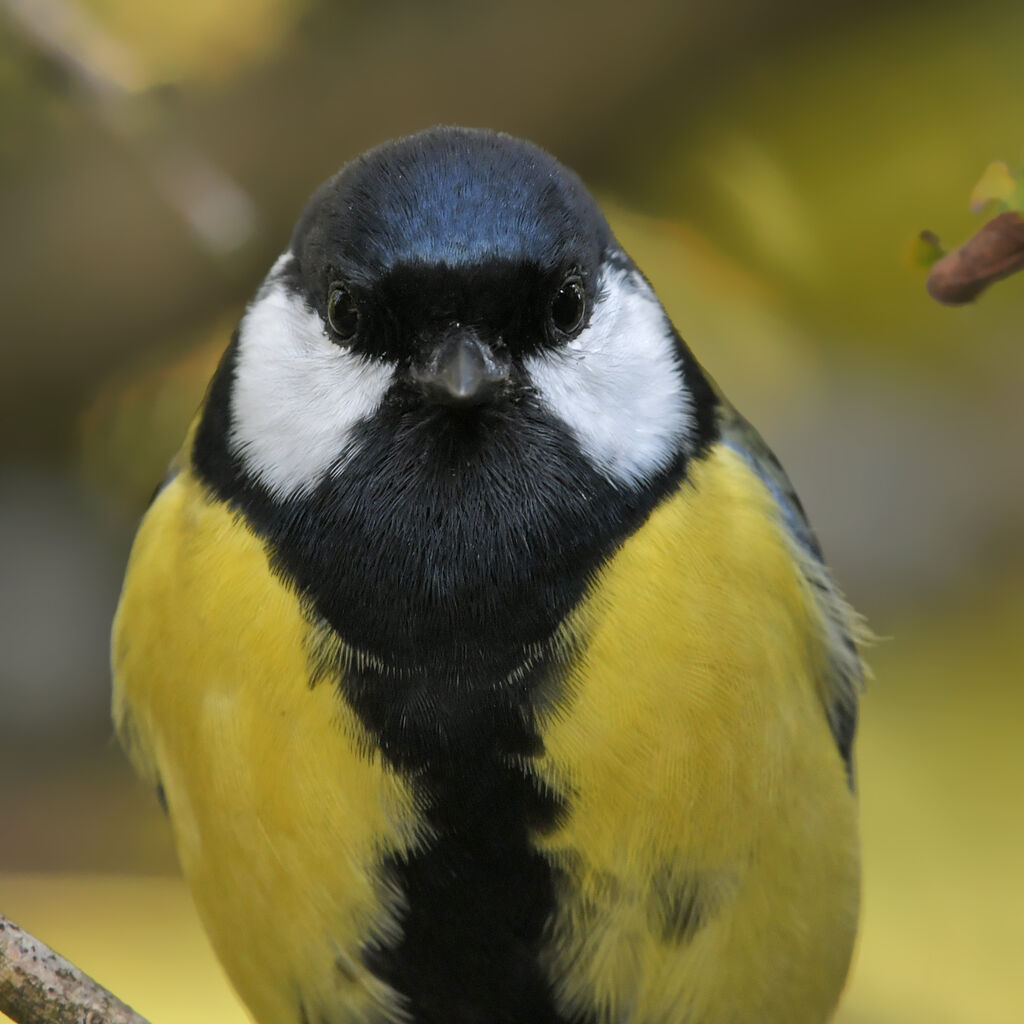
top-left (112, 126), bottom-right (866, 1024)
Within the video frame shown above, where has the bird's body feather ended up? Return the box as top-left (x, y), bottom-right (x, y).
top-left (112, 127), bottom-right (864, 1024)
top-left (114, 440), bottom-right (858, 1024)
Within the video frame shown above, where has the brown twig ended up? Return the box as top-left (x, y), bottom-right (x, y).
top-left (0, 914), bottom-right (151, 1024)
top-left (926, 211), bottom-right (1024, 305)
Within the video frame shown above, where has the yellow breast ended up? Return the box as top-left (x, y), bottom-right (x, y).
top-left (536, 444), bottom-right (859, 1022)
top-left (112, 472), bottom-right (422, 1024)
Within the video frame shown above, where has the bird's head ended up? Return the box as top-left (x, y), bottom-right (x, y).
top-left (215, 127), bottom-right (710, 500)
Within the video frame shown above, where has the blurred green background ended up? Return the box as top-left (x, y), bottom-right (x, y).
top-left (1, 1), bottom-right (1022, 1021)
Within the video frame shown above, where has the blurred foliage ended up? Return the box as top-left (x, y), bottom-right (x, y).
top-left (618, 1), bottom-right (1024, 373)
top-left (0, 23), bottom-right (67, 169)
top-left (906, 229), bottom-right (945, 270)
top-left (79, 0), bottom-right (308, 88)
top-left (79, 317), bottom-right (230, 518)
top-left (851, 582), bottom-right (1024, 1024)
top-left (969, 160), bottom-right (1024, 215)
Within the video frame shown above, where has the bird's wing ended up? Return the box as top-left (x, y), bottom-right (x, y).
top-left (714, 395), bottom-right (868, 783)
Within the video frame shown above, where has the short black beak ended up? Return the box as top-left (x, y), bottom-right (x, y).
top-left (410, 327), bottom-right (510, 406)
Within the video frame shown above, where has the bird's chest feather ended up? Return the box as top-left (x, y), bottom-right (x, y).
top-left (113, 446), bottom-right (857, 1024)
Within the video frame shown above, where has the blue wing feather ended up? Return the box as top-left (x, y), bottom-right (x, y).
top-left (716, 398), bottom-right (866, 785)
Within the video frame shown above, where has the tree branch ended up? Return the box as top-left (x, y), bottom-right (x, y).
top-left (926, 211), bottom-right (1024, 305)
top-left (0, 914), bottom-right (151, 1024)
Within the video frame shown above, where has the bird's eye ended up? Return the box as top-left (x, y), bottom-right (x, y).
top-left (327, 283), bottom-right (360, 343)
top-left (549, 275), bottom-right (586, 337)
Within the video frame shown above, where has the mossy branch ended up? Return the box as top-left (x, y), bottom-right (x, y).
top-left (0, 914), bottom-right (151, 1024)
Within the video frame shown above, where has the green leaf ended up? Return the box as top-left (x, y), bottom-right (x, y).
top-left (908, 229), bottom-right (945, 269)
top-left (969, 161), bottom-right (1020, 214)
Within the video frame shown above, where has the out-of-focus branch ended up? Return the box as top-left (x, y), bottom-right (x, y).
top-left (1, 0), bottom-right (257, 256)
top-left (926, 211), bottom-right (1024, 305)
top-left (0, 914), bottom-right (151, 1024)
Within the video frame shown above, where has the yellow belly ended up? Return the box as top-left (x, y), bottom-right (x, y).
top-left (113, 444), bottom-right (858, 1024)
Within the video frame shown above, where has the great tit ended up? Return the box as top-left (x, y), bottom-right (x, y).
top-left (113, 126), bottom-right (865, 1024)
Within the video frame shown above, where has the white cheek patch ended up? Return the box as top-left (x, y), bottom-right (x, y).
top-left (229, 256), bottom-right (395, 498)
top-left (525, 267), bottom-right (695, 486)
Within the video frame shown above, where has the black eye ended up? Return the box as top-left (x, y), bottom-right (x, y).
top-left (327, 283), bottom-right (360, 342)
top-left (549, 275), bottom-right (586, 336)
